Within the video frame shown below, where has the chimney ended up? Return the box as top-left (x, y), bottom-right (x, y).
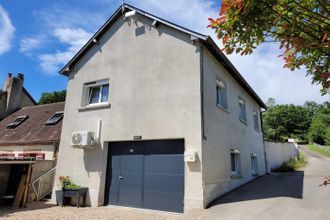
top-left (4, 73), bottom-right (24, 115)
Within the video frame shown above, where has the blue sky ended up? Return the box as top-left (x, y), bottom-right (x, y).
top-left (0, 0), bottom-right (328, 104)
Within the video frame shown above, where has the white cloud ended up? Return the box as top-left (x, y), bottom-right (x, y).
top-left (0, 5), bottom-right (15, 55)
top-left (38, 28), bottom-right (92, 74)
top-left (19, 36), bottom-right (44, 53)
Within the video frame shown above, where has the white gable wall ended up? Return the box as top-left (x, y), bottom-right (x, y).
top-left (53, 14), bottom-right (204, 211)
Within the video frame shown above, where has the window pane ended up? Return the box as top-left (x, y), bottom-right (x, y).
top-left (101, 84), bottom-right (109, 102)
top-left (231, 153), bottom-right (236, 172)
top-left (89, 86), bottom-right (100, 104)
top-left (221, 86), bottom-right (227, 108)
top-left (216, 86), bottom-right (221, 105)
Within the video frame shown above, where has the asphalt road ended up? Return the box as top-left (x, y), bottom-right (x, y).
top-left (207, 145), bottom-right (330, 220)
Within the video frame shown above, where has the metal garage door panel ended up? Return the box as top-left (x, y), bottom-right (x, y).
top-left (106, 140), bottom-right (184, 213)
top-left (106, 145), bottom-right (121, 205)
top-left (143, 140), bottom-right (184, 212)
top-left (144, 191), bottom-right (184, 213)
top-left (118, 145), bottom-right (144, 208)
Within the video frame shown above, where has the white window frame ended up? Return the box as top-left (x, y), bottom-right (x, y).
top-left (238, 97), bottom-right (247, 122)
top-left (251, 153), bottom-right (258, 175)
top-left (253, 110), bottom-right (259, 131)
top-left (230, 149), bottom-right (241, 177)
top-left (216, 79), bottom-right (228, 110)
top-left (84, 79), bottom-right (109, 106)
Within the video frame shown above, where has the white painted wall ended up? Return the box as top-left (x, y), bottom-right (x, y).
top-left (265, 142), bottom-right (299, 171)
top-left (201, 48), bottom-right (266, 207)
top-left (53, 14), bottom-right (203, 211)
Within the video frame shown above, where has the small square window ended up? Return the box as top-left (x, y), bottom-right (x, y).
top-left (239, 98), bottom-right (247, 122)
top-left (216, 80), bottom-right (227, 109)
top-left (251, 154), bottom-right (258, 175)
top-left (84, 79), bottom-right (109, 106)
top-left (253, 111), bottom-right (259, 131)
top-left (7, 115), bottom-right (28, 129)
top-left (230, 149), bottom-right (241, 177)
top-left (45, 111), bottom-right (64, 125)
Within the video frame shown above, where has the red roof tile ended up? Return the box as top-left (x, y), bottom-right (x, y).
top-left (0, 102), bottom-right (64, 146)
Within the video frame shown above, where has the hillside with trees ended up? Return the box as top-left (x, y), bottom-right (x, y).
top-left (263, 99), bottom-right (330, 145)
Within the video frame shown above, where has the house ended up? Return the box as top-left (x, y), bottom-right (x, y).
top-left (0, 102), bottom-right (64, 206)
top-left (0, 73), bottom-right (37, 120)
top-left (53, 4), bottom-right (267, 213)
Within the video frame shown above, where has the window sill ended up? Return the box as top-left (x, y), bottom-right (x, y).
top-left (78, 103), bottom-right (111, 112)
top-left (231, 173), bottom-right (243, 179)
top-left (239, 118), bottom-right (248, 125)
top-left (216, 104), bottom-right (229, 113)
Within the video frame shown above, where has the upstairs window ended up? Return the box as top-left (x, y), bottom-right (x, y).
top-left (238, 98), bottom-right (247, 122)
top-left (45, 111), bottom-right (64, 125)
top-left (84, 79), bottom-right (109, 105)
top-left (253, 110), bottom-right (259, 131)
top-left (216, 80), bottom-right (228, 109)
top-left (7, 115), bottom-right (28, 129)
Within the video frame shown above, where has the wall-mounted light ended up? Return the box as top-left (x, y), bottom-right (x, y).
top-left (124, 10), bottom-right (136, 19)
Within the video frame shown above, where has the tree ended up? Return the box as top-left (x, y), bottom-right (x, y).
top-left (38, 90), bottom-right (66, 104)
top-left (308, 102), bottom-right (330, 144)
top-left (208, 0), bottom-right (330, 94)
top-left (263, 104), bottom-right (312, 141)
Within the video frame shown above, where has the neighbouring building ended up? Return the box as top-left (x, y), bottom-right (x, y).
top-left (0, 73), bottom-right (37, 120)
top-left (0, 102), bottom-right (64, 207)
top-left (53, 4), bottom-right (267, 213)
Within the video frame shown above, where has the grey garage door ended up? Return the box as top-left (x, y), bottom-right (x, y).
top-left (105, 139), bottom-right (184, 213)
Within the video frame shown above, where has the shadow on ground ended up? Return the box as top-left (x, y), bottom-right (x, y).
top-left (0, 201), bottom-right (55, 218)
top-left (208, 171), bottom-right (304, 208)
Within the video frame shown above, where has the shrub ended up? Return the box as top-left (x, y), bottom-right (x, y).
top-left (273, 153), bottom-right (308, 172)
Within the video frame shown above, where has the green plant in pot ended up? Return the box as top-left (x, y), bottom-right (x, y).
top-left (59, 176), bottom-right (81, 190)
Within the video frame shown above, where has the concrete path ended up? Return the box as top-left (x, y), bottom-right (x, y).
top-left (207, 145), bottom-right (330, 220)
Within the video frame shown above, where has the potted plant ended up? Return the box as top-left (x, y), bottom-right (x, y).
top-left (56, 176), bottom-right (87, 207)
top-left (58, 176), bottom-right (81, 190)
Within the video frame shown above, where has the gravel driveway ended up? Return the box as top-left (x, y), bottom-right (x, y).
top-left (1, 146), bottom-right (329, 220)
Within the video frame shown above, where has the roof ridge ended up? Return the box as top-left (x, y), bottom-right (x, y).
top-left (21, 102), bottom-right (65, 109)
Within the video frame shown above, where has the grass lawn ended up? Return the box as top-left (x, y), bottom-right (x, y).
top-left (307, 144), bottom-right (330, 158)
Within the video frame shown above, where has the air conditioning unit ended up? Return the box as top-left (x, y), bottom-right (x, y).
top-left (71, 131), bottom-right (95, 149)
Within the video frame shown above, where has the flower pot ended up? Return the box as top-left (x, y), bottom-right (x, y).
top-left (55, 190), bottom-right (64, 206)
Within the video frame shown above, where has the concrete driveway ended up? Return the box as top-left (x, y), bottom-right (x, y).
top-left (207, 145), bottom-right (330, 220)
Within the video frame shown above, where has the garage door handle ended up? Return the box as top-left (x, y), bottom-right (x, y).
top-left (118, 176), bottom-right (123, 180)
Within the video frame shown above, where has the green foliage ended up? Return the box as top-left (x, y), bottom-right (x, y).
top-left (58, 176), bottom-right (81, 190)
top-left (273, 153), bottom-right (308, 172)
top-left (209, 0), bottom-right (330, 94)
top-left (308, 144), bottom-right (330, 157)
top-left (38, 90), bottom-right (66, 105)
top-left (263, 103), bottom-right (312, 141)
top-left (308, 103), bottom-right (330, 144)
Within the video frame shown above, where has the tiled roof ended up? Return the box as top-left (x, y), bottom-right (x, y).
top-left (0, 102), bottom-right (65, 146)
